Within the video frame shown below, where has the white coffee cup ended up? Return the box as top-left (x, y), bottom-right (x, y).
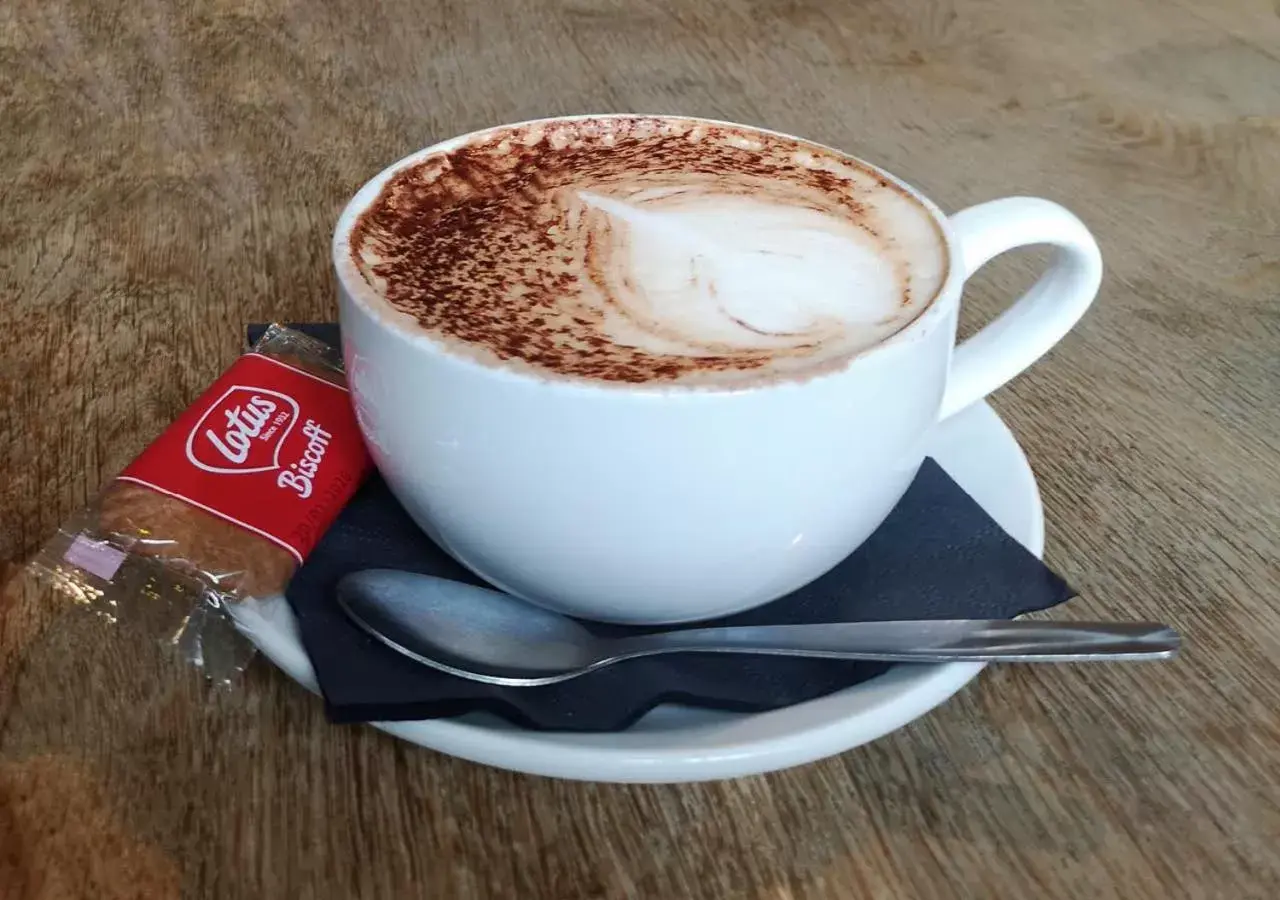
top-left (334, 115), bottom-right (1101, 625)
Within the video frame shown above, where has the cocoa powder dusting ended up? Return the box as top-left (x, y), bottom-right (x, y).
top-left (348, 116), bottom-right (932, 385)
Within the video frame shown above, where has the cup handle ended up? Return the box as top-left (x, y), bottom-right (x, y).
top-left (939, 197), bottom-right (1103, 420)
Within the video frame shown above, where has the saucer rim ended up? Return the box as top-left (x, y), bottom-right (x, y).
top-left (235, 399), bottom-right (1042, 782)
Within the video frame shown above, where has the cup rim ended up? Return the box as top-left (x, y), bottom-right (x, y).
top-left (332, 113), bottom-right (962, 393)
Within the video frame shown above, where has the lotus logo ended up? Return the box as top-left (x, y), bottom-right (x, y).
top-left (185, 385), bottom-right (300, 474)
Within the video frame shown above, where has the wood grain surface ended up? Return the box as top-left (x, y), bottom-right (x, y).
top-left (2, 0), bottom-right (1279, 897)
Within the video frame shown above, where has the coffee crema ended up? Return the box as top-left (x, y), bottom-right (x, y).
top-left (344, 116), bottom-right (947, 386)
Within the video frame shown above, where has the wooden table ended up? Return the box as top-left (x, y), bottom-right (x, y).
top-left (2, 0), bottom-right (1278, 896)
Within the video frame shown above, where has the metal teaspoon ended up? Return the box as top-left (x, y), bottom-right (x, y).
top-left (333, 570), bottom-right (1181, 687)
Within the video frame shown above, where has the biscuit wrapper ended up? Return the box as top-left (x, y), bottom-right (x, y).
top-left (26, 324), bottom-right (372, 682)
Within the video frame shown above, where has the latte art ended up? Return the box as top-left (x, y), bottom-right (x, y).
top-left (574, 190), bottom-right (910, 357)
top-left (344, 116), bottom-right (947, 385)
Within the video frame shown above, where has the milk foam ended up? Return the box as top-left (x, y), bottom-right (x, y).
top-left (346, 116), bottom-right (949, 386)
top-left (576, 190), bottom-right (925, 359)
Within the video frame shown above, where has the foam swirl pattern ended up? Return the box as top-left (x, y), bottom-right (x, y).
top-left (346, 117), bottom-right (947, 386)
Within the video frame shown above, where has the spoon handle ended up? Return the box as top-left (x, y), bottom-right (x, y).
top-left (609, 620), bottom-right (1180, 664)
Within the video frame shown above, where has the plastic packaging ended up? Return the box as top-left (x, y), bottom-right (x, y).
top-left (26, 324), bottom-right (371, 682)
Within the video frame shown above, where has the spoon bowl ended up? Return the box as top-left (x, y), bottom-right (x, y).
top-left (337, 571), bottom-right (605, 682)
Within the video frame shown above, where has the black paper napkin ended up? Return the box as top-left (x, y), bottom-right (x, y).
top-left (249, 324), bottom-right (1074, 732)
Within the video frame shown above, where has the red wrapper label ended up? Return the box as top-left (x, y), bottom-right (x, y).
top-left (119, 352), bottom-right (371, 562)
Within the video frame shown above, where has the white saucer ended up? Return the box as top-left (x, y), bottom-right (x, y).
top-left (234, 400), bottom-right (1042, 783)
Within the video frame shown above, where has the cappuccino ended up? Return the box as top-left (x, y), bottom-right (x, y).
top-left (344, 116), bottom-right (947, 386)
